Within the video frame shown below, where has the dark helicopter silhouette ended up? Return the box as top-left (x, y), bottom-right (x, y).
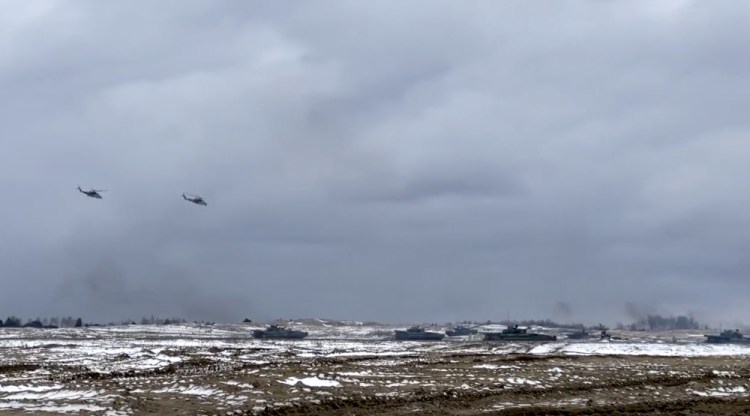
top-left (77, 186), bottom-right (106, 199)
top-left (182, 193), bottom-right (207, 206)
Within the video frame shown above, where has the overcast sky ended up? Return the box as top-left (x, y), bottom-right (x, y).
top-left (2, 1), bottom-right (749, 326)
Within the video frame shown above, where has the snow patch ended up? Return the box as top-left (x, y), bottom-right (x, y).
top-left (278, 377), bottom-right (341, 388)
top-left (0, 384), bottom-right (63, 393)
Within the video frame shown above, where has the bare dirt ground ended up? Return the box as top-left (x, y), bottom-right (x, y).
top-left (0, 324), bottom-right (749, 415)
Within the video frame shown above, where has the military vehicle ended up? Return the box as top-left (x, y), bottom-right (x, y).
top-left (705, 329), bottom-right (750, 344)
top-left (483, 325), bottom-right (557, 342)
top-left (565, 325), bottom-right (591, 340)
top-left (595, 324), bottom-right (623, 341)
top-left (394, 326), bottom-right (445, 341)
top-left (77, 186), bottom-right (106, 199)
top-left (445, 325), bottom-right (479, 337)
top-left (253, 324), bottom-right (308, 339)
top-left (182, 193), bottom-right (207, 206)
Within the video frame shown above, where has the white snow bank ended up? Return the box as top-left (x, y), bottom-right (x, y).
top-left (527, 342), bottom-right (750, 357)
top-left (0, 384), bottom-right (63, 393)
top-left (279, 377), bottom-right (341, 388)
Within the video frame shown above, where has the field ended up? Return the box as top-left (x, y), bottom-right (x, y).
top-left (1, 321), bottom-right (749, 415)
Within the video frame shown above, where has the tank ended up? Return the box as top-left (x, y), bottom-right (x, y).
top-left (394, 326), bottom-right (445, 341)
top-left (253, 324), bottom-right (308, 339)
top-left (565, 325), bottom-right (591, 340)
top-left (483, 325), bottom-right (557, 342)
top-left (445, 325), bottom-right (479, 337)
top-left (704, 329), bottom-right (750, 344)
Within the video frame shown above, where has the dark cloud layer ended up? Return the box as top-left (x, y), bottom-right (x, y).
top-left (1, 1), bottom-right (749, 325)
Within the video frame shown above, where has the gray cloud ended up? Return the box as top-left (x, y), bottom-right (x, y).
top-left (1, 1), bottom-right (749, 325)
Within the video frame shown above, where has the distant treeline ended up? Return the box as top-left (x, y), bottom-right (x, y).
top-left (137, 316), bottom-right (189, 325)
top-left (497, 319), bottom-right (584, 329)
top-left (615, 314), bottom-right (703, 331)
top-left (0, 316), bottom-right (82, 328)
top-left (500, 319), bottom-right (583, 328)
top-left (459, 319), bottom-right (585, 329)
top-left (0, 316), bottom-right (196, 329)
top-left (1, 315), bottom-right (706, 331)
top-left (460, 315), bottom-right (705, 331)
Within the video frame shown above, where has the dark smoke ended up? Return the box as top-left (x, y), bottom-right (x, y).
top-left (553, 301), bottom-right (573, 318)
top-left (624, 301), bottom-right (658, 322)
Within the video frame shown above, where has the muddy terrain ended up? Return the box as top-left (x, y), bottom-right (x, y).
top-left (0, 323), bottom-right (748, 415)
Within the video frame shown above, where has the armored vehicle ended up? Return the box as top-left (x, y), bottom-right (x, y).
top-left (705, 329), bottom-right (750, 344)
top-left (483, 325), bottom-right (557, 342)
top-left (595, 324), bottom-right (622, 341)
top-left (395, 326), bottom-right (445, 341)
top-left (445, 325), bottom-right (479, 337)
top-left (253, 324), bottom-right (308, 339)
top-left (565, 325), bottom-right (591, 340)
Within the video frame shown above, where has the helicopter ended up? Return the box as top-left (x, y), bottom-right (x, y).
top-left (182, 193), bottom-right (207, 206)
top-left (77, 186), bottom-right (106, 199)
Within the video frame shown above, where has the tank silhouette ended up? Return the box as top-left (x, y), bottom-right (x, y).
top-left (445, 325), bottom-right (479, 337)
top-left (253, 324), bottom-right (308, 339)
top-left (596, 324), bottom-right (612, 340)
top-left (704, 329), bottom-right (750, 344)
top-left (565, 325), bottom-right (591, 340)
top-left (483, 325), bottom-right (557, 342)
top-left (394, 326), bottom-right (445, 341)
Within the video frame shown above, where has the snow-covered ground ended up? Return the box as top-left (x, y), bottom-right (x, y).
top-left (1, 325), bottom-right (746, 374)
top-left (0, 323), bottom-right (747, 415)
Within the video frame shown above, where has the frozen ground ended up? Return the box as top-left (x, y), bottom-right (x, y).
top-left (0, 322), bottom-right (749, 415)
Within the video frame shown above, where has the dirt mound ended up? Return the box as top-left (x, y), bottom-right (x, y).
top-left (0, 363), bottom-right (39, 374)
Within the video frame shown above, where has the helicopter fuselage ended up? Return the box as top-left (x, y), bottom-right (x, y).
top-left (188, 198), bottom-right (207, 206)
top-left (78, 187), bottom-right (103, 199)
top-left (182, 194), bottom-right (207, 206)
